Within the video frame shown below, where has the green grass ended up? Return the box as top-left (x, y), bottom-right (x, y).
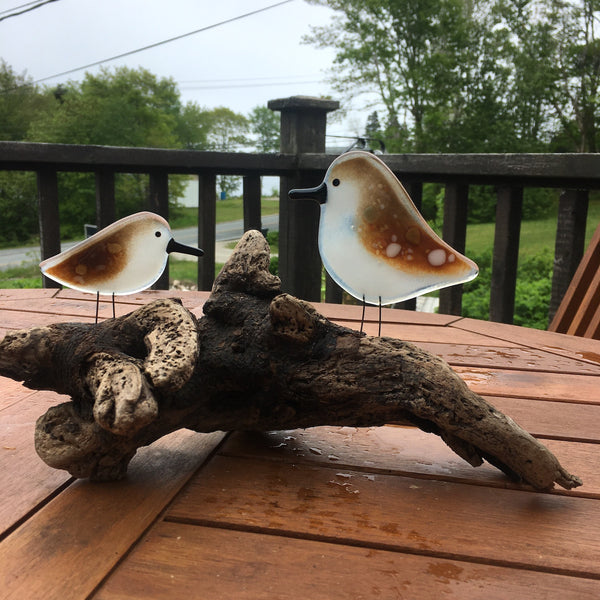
top-left (169, 259), bottom-right (223, 287)
top-left (170, 197), bottom-right (279, 229)
top-left (465, 198), bottom-right (600, 258)
top-left (0, 263), bottom-right (43, 289)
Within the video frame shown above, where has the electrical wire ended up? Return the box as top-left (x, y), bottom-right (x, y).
top-left (180, 79), bottom-right (321, 90)
top-left (27, 0), bottom-right (295, 86)
top-left (0, 1), bottom-right (42, 16)
top-left (0, 0), bottom-right (60, 22)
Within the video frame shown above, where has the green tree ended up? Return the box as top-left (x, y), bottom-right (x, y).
top-left (248, 105), bottom-right (280, 152)
top-left (203, 107), bottom-right (249, 196)
top-left (0, 62), bottom-right (52, 245)
top-left (304, 0), bottom-right (482, 152)
top-left (0, 60), bottom-right (53, 141)
top-left (303, 0), bottom-right (571, 153)
top-left (28, 66), bottom-right (184, 147)
top-left (25, 67), bottom-right (206, 237)
top-left (550, 0), bottom-right (600, 152)
top-left (364, 111), bottom-right (381, 138)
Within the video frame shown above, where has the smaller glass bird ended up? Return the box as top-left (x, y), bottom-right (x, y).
top-left (289, 151), bottom-right (478, 332)
top-left (40, 211), bottom-right (203, 320)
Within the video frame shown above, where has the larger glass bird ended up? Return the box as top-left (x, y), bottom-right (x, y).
top-left (289, 151), bottom-right (478, 306)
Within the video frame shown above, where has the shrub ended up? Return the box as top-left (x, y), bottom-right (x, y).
top-left (461, 250), bottom-right (553, 329)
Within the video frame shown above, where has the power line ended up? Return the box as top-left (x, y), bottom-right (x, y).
top-left (179, 74), bottom-right (320, 84)
top-left (28, 0), bottom-right (295, 86)
top-left (180, 79), bottom-right (322, 91)
top-left (0, 0), bottom-right (60, 22)
top-left (0, 1), bottom-right (41, 16)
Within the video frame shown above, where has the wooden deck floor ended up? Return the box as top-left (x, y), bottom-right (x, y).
top-left (1, 289), bottom-right (599, 599)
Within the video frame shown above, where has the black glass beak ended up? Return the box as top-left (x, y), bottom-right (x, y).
top-left (166, 238), bottom-right (204, 257)
top-left (289, 181), bottom-right (327, 205)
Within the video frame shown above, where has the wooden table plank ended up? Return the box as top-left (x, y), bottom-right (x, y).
top-left (219, 428), bottom-right (599, 498)
top-left (0, 430), bottom-right (226, 600)
top-left (418, 341), bottom-right (600, 375)
top-left (0, 289), bottom-right (58, 302)
top-left (56, 289), bottom-right (210, 311)
top-left (455, 366), bottom-right (600, 403)
top-left (94, 522), bottom-right (600, 600)
top-left (489, 396), bottom-right (600, 443)
top-left (330, 320), bottom-right (520, 346)
top-left (166, 455), bottom-right (600, 577)
top-left (451, 317), bottom-right (600, 360)
top-left (0, 389), bottom-right (73, 536)
top-left (0, 375), bottom-right (37, 411)
top-left (314, 301), bottom-right (459, 326)
top-left (2, 290), bottom-right (599, 599)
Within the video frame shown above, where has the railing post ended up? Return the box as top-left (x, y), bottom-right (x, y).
top-left (243, 175), bottom-right (262, 232)
top-left (490, 186), bottom-right (523, 324)
top-left (268, 96), bottom-right (339, 301)
top-left (439, 182), bottom-right (469, 315)
top-left (198, 173), bottom-right (216, 291)
top-left (148, 170), bottom-right (169, 290)
top-left (37, 167), bottom-right (61, 289)
top-left (95, 168), bottom-right (116, 230)
top-left (548, 189), bottom-right (589, 324)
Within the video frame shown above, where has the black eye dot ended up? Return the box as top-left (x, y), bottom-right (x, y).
top-left (155, 231), bottom-right (161, 238)
top-left (332, 178), bottom-right (340, 187)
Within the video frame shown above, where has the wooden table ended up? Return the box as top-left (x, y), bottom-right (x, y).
top-left (1, 288), bottom-right (599, 599)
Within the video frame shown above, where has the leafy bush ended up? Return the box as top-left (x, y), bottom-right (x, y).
top-left (462, 249), bottom-right (553, 329)
top-left (0, 172), bottom-right (38, 246)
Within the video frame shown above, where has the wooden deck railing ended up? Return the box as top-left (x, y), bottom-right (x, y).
top-left (0, 96), bottom-right (598, 326)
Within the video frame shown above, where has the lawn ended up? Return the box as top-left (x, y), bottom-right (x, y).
top-left (170, 197), bottom-right (279, 229)
top-left (466, 197), bottom-right (600, 258)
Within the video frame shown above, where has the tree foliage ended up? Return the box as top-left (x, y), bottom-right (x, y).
top-left (248, 106), bottom-right (280, 152)
top-left (0, 66), bottom-right (264, 241)
top-left (306, 0), bottom-right (600, 154)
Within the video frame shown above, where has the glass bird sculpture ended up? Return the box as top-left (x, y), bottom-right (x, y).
top-left (289, 150), bottom-right (478, 308)
top-left (40, 211), bottom-right (203, 319)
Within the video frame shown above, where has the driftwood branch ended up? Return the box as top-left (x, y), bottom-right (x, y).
top-left (0, 230), bottom-right (582, 491)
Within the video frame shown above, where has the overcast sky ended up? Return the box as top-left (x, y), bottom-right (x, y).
top-left (0, 0), bottom-right (372, 140)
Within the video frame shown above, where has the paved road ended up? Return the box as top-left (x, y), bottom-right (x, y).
top-left (0, 214), bottom-right (279, 271)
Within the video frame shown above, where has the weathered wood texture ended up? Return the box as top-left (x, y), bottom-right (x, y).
top-left (0, 232), bottom-right (582, 491)
top-left (549, 189), bottom-right (589, 320)
top-left (269, 96), bottom-right (339, 301)
top-left (439, 182), bottom-right (469, 316)
top-left (197, 173), bottom-right (217, 291)
top-left (148, 170), bottom-right (170, 290)
top-left (490, 186), bottom-right (523, 324)
top-left (95, 522), bottom-right (600, 600)
top-left (36, 167), bottom-right (61, 288)
top-left (242, 174), bottom-right (262, 232)
top-left (0, 429), bottom-right (225, 600)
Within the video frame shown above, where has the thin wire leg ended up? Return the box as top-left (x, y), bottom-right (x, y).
top-left (112, 292), bottom-right (115, 319)
top-left (378, 296), bottom-right (382, 337)
top-left (360, 294), bottom-right (366, 334)
top-left (95, 291), bottom-right (100, 324)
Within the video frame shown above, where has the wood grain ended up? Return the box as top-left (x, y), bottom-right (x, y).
top-left (218, 427), bottom-right (599, 497)
top-left (166, 455), bottom-right (600, 577)
top-left (94, 522), bottom-right (600, 600)
top-left (0, 389), bottom-right (73, 536)
top-left (454, 366), bottom-right (600, 403)
top-left (0, 430), bottom-right (225, 600)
